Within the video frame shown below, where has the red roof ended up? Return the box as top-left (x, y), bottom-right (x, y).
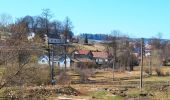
top-left (92, 51), bottom-right (108, 58)
top-left (78, 50), bottom-right (90, 55)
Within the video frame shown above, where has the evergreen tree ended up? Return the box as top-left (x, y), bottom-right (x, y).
top-left (84, 34), bottom-right (88, 44)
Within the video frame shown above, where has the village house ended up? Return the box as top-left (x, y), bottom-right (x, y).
top-left (71, 50), bottom-right (93, 67)
top-left (38, 54), bottom-right (71, 68)
top-left (92, 51), bottom-right (109, 65)
top-left (145, 44), bottom-right (152, 57)
top-left (27, 32), bottom-right (35, 41)
top-left (38, 55), bottom-right (49, 64)
top-left (72, 50), bottom-right (93, 59)
top-left (55, 55), bottom-right (71, 68)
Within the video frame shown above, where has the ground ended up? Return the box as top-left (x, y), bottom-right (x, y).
top-left (1, 66), bottom-right (170, 99)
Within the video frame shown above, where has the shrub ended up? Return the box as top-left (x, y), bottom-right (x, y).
top-left (4, 66), bottom-right (50, 86)
top-left (144, 68), bottom-right (150, 75)
top-left (155, 68), bottom-right (164, 76)
top-left (75, 67), bottom-right (95, 83)
top-left (57, 70), bottom-right (71, 85)
top-left (165, 72), bottom-right (169, 76)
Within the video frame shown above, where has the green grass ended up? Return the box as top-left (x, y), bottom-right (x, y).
top-left (90, 90), bottom-right (123, 100)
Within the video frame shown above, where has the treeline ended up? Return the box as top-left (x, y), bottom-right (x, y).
top-left (80, 33), bottom-right (108, 40)
top-left (0, 9), bottom-right (75, 94)
top-left (0, 9), bottom-right (74, 43)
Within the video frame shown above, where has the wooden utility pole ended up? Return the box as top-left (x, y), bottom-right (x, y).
top-left (47, 40), bottom-right (53, 84)
top-left (64, 37), bottom-right (67, 72)
top-left (51, 45), bottom-right (55, 84)
top-left (113, 42), bottom-right (116, 81)
top-left (112, 59), bottom-right (115, 80)
top-left (149, 53), bottom-right (152, 75)
top-left (140, 38), bottom-right (144, 92)
top-left (64, 45), bottom-right (67, 72)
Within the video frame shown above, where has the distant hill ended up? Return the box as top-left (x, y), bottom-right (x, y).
top-left (131, 38), bottom-right (170, 44)
top-left (80, 33), bottom-right (170, 43)
top-left (80, 33), bottom-right (108, 40)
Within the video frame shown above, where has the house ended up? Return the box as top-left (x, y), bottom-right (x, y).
top-left (44, 33), bottom-right (60, 44)
top-left (38, 55), bottom-right (49, 64)
top-left (92, 51), bottom-right (108, 64)
top-left (27, 32), bottom-right (35, 41)
top-left (71, 50), bottom-right (94, 68)
top-left (38, 54), bottom-right (71, 68)
top-left (56, 55), bottom-right (71, 68)
top-left (145, 44), bottom-right (152, 57)
top-left (72, 50), bottom-right (93, 59)
top-left (71, 58), bottom-right (94, 68)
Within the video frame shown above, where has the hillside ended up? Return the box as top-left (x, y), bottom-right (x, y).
top-left (71, 43), bottom-right (106, 51)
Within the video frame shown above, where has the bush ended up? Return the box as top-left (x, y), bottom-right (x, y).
top-left (165, 72), bottom-right (169, 76)
top-left (155, 68), bottom-right (164, 76)
top-left (75, 67), bottom-right (95, 83)
top-left (4, 66), bottom-right (50, 86)
top-left (57, 70), bottom-right (71, 85)
top-left (32, 67), bottom-right (50, 85)
top-left (144, 68), bottom-right (150, 75)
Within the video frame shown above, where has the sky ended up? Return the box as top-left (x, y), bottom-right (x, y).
top-left (0, 0), bottom-right (170, 39)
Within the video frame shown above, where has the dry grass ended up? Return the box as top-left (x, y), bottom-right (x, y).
top-left (1, 65), bottom-right (170, 99)
top-left (71, 43), bottom-right (106, 51)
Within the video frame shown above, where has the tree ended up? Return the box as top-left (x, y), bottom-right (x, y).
top-left (84, 34), bottom-right (88, 44)
top-left (149, 34), bottom-right (163, 73)
top-left (41, 8), bottom-right (52, 35)
top-left (0, 13), bottom-right (12, 27)
top-left (106, 30), bottom-right (120, 79)
top-left (62, 17), bottom-right (73, 40)
top-left (0, 13), bottom-right (13, 32)
top-left (22, 15), bottom-right (34, 31)
top-left (0, 18), bottom-right (50, 99)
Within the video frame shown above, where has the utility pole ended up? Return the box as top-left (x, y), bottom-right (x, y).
top-left (48, 39), bottom-right (55, 85)
top-left (48, 40), bottom-right (52, 85)
top-left (149, 53), bottom-right (152, 75)
top-left (51, 45), bottom-right (55, 85)
top-left (64, 37), bottom-right (67, 72)
top-left (140, 38), bottom-right (144, 92)
top-left (112, 59), bottom-right (115, 80)
top-left (64, 44), bottom-right (67, 72)
top-left (112, 39), bottom-right (116, 81)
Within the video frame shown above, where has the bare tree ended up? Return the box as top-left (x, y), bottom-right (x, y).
top-left (0, 13), bottom-right (12, 27)
top-left (41, 8), bottom-right (52, 35)
top-left (62, 17), bottom-right (74, 40)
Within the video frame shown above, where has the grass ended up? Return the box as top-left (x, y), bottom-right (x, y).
top-left (2, 66), bottom-right (170, 99)
top-left (90, 90), bottom-right (123, 100)
top-left (144, 75), bottom-right (170, 81)
top-left (126, 88), bottom-right (140, 98)
top-left (0, 67), bottom-right (5, 76)
top-left (72, 43), bottom-right (106, 51)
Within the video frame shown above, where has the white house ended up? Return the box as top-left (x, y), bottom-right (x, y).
top-left (38, 55), bottom-right (49, 64)
top-left (38, 54), bottom-right (71, 68)
top-left (56, 55), bottom-right (71, 68)
top-left (27, 32), bottom-right (35, 41)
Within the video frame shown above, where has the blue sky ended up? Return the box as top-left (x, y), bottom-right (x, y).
top-left (0, 0), bottom-right (170, 39)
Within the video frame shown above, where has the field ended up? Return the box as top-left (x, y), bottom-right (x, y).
top-left (0, 66), bottom-right (169, 99)
top-left (59, 66), bottom-right (170, 100)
